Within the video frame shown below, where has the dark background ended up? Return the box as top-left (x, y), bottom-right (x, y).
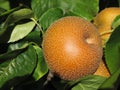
top-left (9, 0), bottom-right (119, 11)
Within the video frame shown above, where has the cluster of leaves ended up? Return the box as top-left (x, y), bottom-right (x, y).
top-left (0, 0), bottom-right (120, 90)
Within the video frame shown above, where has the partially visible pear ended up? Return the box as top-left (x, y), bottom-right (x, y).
top-left (94, 60), bottom-right (110, 78)
top-left (94, 7), bottom-right (120, 46)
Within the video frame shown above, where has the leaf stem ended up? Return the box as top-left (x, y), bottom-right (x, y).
top-left (31, 18), bottom-right (44, 37)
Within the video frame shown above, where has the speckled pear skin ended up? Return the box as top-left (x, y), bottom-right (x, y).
top-left (43, 16), bottom-right (103, 80)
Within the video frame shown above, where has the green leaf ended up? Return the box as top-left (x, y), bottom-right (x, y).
top-left (0, 6), bottom-right (21, 17)
top-left (23, 29), bottom-right (42, 46)
top-left (31, 0), bottom-right (57, 19)
top-left (58, 0), bottom-right (99, 21)
top-left (71, 75), bottom-right (106, 90)
top-left (112, 15), bottom-right (120, 29)
top-left (8, 21), bottom-right (35, 43)
top-left (105, 25), bottom-right (120, 74)
top-left (52, 75), bottom-right (106, 90)
top-left (31, 0), bottom-right (99, 21)
top-left (8, 41), bottom-right (28, 51)
top-left (118, 0), bottom-right (120, 6)
top-left (4, 8), bottom-right (34, 27)
top-left (0, 43), bottom-right (28, 60)
top-left (0, 43), bottom-right (37, 88)
top-left (0, 8), bottom-right (34, 43)
top-left (0, 0), bottom-right (10, 10)
top-left (99, 68), bottom-right (120, 90)
top-left (33, 46), bottom-right (48, 81)
top-left (39, 8), bottom-right (63, 31)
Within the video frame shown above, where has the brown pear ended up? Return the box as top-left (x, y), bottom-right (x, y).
top-left (43, 16), bottom-right (103, 80)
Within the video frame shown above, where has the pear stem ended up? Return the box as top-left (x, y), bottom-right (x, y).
top-left (44, 71), bottom-right (54, 86)
top-left (100, 30), bottom-right (113, 37)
